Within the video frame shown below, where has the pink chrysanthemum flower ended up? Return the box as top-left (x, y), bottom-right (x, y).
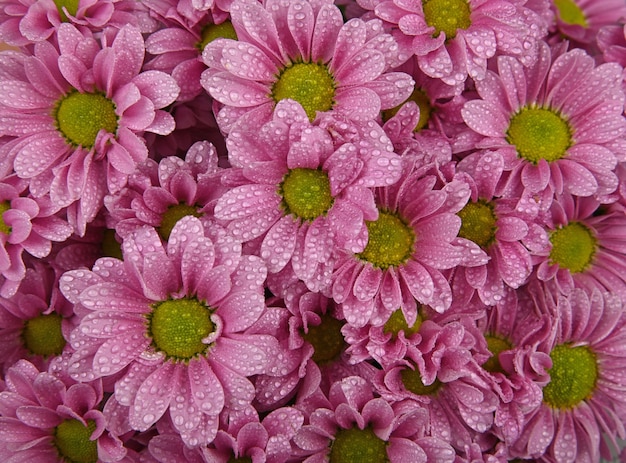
top-left (0, 359), bottom-right (128, 462)
top-left (201, 0), bottom-right (414, 133)
top-left (357, 0), bottom-right (549, 85)
top-left (450, 151), bottom-right (546, 305)
top-left (105, 140), bottom-right (223, 241)
top-left (0, 176), bottom-right (73, 297)
top-left (0, 261), bottom-right (75, 373)
top-left (461, 41), bottom-right (626, 203)
top-left (60, 217), bottom-right (279, 448)
top-left (294, 375), bottom-right (456, 462)
top-left (511, 288), bottom-right (626, 462)
top-left (330, 156), bottom-right (488, 327)
top-left (214, 100), bottom-right (403, 293)
top-left (0, 23), bottom-right (179, 235)
top-left (533, 193), bottom-right (626, 302)
top-left (548, 0), bottom-right (626, 45)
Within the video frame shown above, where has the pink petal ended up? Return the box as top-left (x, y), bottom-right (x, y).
top-left (130, 363), bottom-right (180, 431)
top-left (187, 358), bottom-right (224, 415)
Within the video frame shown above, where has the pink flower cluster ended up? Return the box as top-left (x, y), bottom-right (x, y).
top-left (1, 0), bottom-right (626, 462)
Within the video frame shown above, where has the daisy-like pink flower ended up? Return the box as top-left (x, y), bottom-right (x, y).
top-left (201, 0), bottom-right (414, 132)
top-left (214, 100), bottom-right (403, 293)
top-left (0, 359), bottom-right (128, 462)
top-left (293, 375), bottom-right (456, 462)
top-left (0, 23), bottom-right (179, 235)
top-left (533, 193), bottom-right (626, 302)
top-left (0, 176), bottom-right (73, 297)
top-left (461, 41), bottom-right (626, 203)
top-left (511, 288), bottom-right (626, 462)
top-left (548, 0), bottom-right (626, 45)
top-left (0, 261), bottom-right (75, 373)
top-left (358, 0), bottom-right (549, 85)
top-left (330, 156), bottom-right (488, 327)
top-left (105, 140), bottom-right (223, 241)
top-left (60, 217), bottom-right (279, 448)
top-left (451, 151), bottom-right (546, 305)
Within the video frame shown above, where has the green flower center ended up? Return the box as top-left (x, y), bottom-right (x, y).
top-left (302, 314), bottom-right (345, 365)
top-left (55, 91), bottom-right (118, 149)
top-left (506, 106), bottom-right (572, 164)
top-left (0, 201), bottom-right (11, 236)
top-left (329, 426), bottom-right (388, 463)
top-left (158, 204), bottom-right (202, 241)
top-left (271, 62), bottom-right (335, 121)
top-left (457, 200), bottom-right (497, 249)
top-left (543, 343), bottom-right (598, 409)
top-left (148, 298), bottom-right (214, 361)
top-left (357, 212), bottom-right (415, 270)
top-left (280, 168), bottom-right (333, 221)
top-left (422, 0), bottom-right (472, 40)
top-left (482, 335), bottom-right (512, 374)
top-left (228, 457), bottom-right (252, 463)
top-left (549, 222), bottom-right (597, 273)
top-left (53, 0), bottom-right (79, 21)
top-left (383, 88), bottom-right (432, 132)
top-left (22, 313), bottom-right (66, 357)
top-left (383, 309), bottom-right (422, 338)
top-left (54, 419), bottom-right (98, 463)
top-left (554, 0), bottom-right (588, 27)
top-left (197, 21), bottom-right (238, 51)
top-left (401, 366), bottom-right (442, 396)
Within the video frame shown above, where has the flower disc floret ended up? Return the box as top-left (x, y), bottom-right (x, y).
top-left (148, 298), bottom-right (214, 361)
top-left (158, 204), bottom-right (202, 241)
top-left (54, 419), bottom-right (98, 463)
top-left (401, 367), bottom-right (442, 396)
top-left (457, 200), bottom-right (497, 249)
top-left (198, 21), bottom-right (238, 51)
top-left (506, 107), bottom-right (572, 164)
top-left (554, 0), bottom-right (588, 27)
top-left (0, 201), bottom-right (10, 236)
top-left (22, 313), bottom-right (66, 357)
top-left (53, 0), bottom-right (79, 21)
top-left (280, 168), bottom-right (333, 221)
top-left (358, 212), bottom-right (415, 269)
top-left (549, 222), bottom-right (597, 273)
top-left (383, 88), bottom-right (432, 132)
top-left (302, 314), bottom-right (345, 365)
top-left (329, 427), bottom-right (388, 463)
top-left (383, 309), bottom-right (422, 338)
top-left (543, 344), bottom-right (598, 409)
top-left (272, 63), bottom-right (335, 121)
top-left (422, 0), bottom-right (472, 40)
top-left (483, 335), bottom-right (512, 374)
top-left (55, 91), bottom-right (118, 149)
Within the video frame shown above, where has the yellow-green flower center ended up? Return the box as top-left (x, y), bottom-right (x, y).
top-left (55, 91), bottom-right (118, 149)
top-left (383, 309), bottom-right (422, 338)
top-left (506, 106), bottom-right (572, 164)
top-left (422, 0), bottom-right (472, 40)
top-left (383, 88), bottom-right (432, 132)
top-left (0, 201), bottom-right (11, 236)
top-left (358, 212), bottom-right (415, 270)
top-left (22, 313), bottom-right (66, 357)
top-left (271, 62), bottom-right (335, 121)
top-left (148, 298), bottom-right (214, 361)
top-left (457, 200), bottom-right (498, 249)
top-left (554, 0), bottom-right (588, 27)
top-left (401, 366), bottom-right (442, 396)
top-left (54, 419), bottom-right (98, 463)
top-left (549, 222), bottom-right (597, 273)
top-left (280, 168), bottom-right (333, 221)
top-left (197, 21), bottom-right (238, 51)
top-left (158, 204), bottom-right (202, 241)
top-left (482, 335), bottom-right (512, 374)
top-left (329, 426), bottom-right (388, 463)
top-left (53, 0), bottom-right (79, 21)
top-left (543, 343), bottom-right (598, 409)
top-left (302, 313), bottom-right (345, 365)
